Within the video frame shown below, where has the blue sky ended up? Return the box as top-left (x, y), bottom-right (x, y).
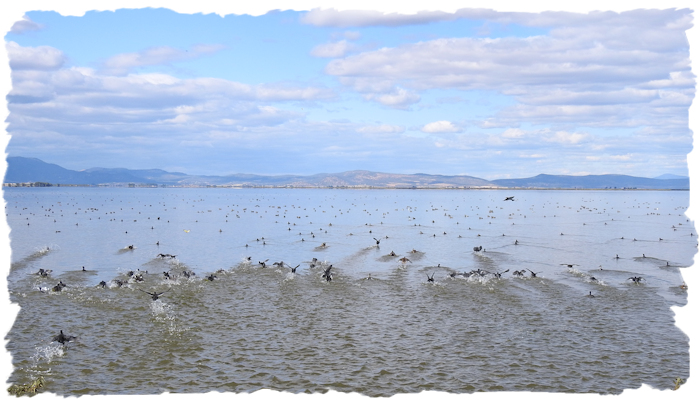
top-left (2, 2), bottom-right (696, 179)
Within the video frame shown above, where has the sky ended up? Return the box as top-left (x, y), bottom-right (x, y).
top-left (1, 2), bottom-right (697, 179)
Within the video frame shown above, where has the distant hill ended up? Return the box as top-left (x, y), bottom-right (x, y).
top-left (654, 174), bottom-right (688, 180)
top-left (2, 156), bottom-right (690, 189)
top-left (491, 174), bottom-right (689, 189)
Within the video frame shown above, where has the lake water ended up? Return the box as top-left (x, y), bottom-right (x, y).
top-left (3, 187), bottom-right (693, 396)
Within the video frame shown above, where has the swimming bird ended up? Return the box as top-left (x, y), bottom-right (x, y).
top-left (389, 251), bottom-right (397, 257)
top-left (473, 246), bottom-right (483, 252)
top-left (52, 330), bottom-right (76, 345)
top-left (206, 274), bottom-right (217, 281)
top-left (628, 276), bottom-right (645, 284)
top-left (399, 257), bottom-right (411, 263)
top-left (560, 264), bottom-right (578, 268)
top-left (51, 281), bottom-right (67, 292)
top-left (138, 288), bottom-right (171, 301)
top-left (35, 268), bottom-right (52, 277)
top-left (98, 281), bottom-right (107, 288)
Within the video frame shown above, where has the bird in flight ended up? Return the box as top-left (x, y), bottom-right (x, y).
top-left (138, 288), bottom-right (171, 301)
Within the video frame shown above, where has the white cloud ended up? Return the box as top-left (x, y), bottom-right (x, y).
top-left (100, 44), bottom-right (226, 76)
top-left (10, 16), bottom-right (44, 34)
top-left (300, 8), bottom-right (458, 27)
top-left (421, 120), bottom-right (461, 133)
top-left (310, 40), bottom-right (356, 58)
top-left (364, 87), bottom-right (420, 109)
top-left (320, 8), bottom-right (692, 129)
top-left (6, 41), bottom-right (65, 71)
top-left (356, 124), bottom-right (405, 134)
top-left (545, 131), bottom-right (589, 144)
top-left (502, 128), bottom-right (525, 138)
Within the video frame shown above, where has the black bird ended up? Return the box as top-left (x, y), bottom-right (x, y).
top-left (289, 264), bottom-right (300, 274)
top-left (427, 272), bottom-right (435, 282)
top-left (163, 271), bottom-right (172, 280)
top-left (98, 280), bottom-right (107, 288)
top-left (527, 269), bottom-right (541, 278)
top-left (35, 268), bottom-right (52, 277)
top-left (138, 288), bottom-right (171, 301)
top-left (586, 291), bottom-right (595, 298)
top-left (492, 269), bottom-right (509, 278)
top-left (52, 330), bottom-right (76, 345)
top-left (51, 281), bottom-right (67, 292)
top-left (206, 274), bottom-right (217, 281)
top-left (560, 264), bottom-right (578, 268)
top-left (512, 270), bottom-right (526, 277)
top-left (473, 246), bottom-right (483, 252)
top-left (504, 196), bottom-right (515, 201)
top-left (628, 276), bottom-right (645, 284)
top-left (373, 237), bottom-right (381, 245)
top-left (259, 259), bottom-right (269, 268)
top-left (322, 265), bottom-right (333, 282)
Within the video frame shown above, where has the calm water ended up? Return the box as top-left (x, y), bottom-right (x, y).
top-left (3, 188), bottom-right (693, 395)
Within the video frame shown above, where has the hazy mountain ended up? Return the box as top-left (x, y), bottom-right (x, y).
top-left (654, 174), bottom-right (688, 180)
top-left (491, 174), bottom-right (689, 189)
top-left (3, 157), bottom-right (689, 189)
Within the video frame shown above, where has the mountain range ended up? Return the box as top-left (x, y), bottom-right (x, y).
top-left (2, 156), bottom-right (690, 190)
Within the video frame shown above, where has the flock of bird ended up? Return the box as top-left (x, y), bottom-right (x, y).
top-left (12, 192), bottom-right (691, 348)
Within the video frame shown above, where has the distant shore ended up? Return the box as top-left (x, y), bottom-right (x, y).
top-left (2, 182), bottom-right (689, 191)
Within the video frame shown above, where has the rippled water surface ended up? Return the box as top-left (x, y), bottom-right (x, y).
top-left (4, 188), bottom-right (692, 395)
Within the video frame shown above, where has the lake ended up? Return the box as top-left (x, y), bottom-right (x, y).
top-left (3, 187), bottom-right (693, 396)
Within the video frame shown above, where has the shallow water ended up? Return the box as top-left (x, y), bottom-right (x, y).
top-left (3, 188), bottom-right (692, 395)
